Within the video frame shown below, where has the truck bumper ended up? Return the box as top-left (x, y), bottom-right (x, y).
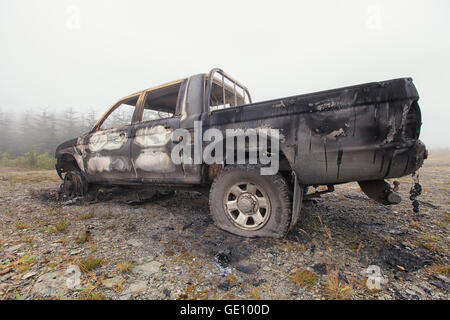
top-left (292, 139), bottom-right (427, 185)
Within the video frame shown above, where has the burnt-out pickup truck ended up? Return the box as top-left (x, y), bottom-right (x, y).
top-left (55, 68), bottom-right (426, 238)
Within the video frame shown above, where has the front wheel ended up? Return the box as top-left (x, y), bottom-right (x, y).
top-left (209, 165), bottom-right (292, 238)
top-left (59, 170), bottom-right (88, 200)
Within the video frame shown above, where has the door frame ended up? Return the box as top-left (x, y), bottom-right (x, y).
top-left (80, 92), bottom-right (145, 183)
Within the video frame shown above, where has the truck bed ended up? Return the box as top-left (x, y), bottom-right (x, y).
top-left (202, 77), bottom-right (425, 185)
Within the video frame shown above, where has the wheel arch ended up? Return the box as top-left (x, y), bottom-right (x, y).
top-left (204, 133), bottom-right (295, 182)
top-left (55, 153), bottom-right (81, 180)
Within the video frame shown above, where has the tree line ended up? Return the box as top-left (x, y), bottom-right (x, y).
top-left (0, 108), bottom-right (99, 168)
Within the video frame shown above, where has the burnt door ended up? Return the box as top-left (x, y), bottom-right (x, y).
top-left (131, 117), bottom-right (188, 183)
top-left (81, 94), bottom-right (142, 183)
top-left (82, 126), bottom-right (134, 183)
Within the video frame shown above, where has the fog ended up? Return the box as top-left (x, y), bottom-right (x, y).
top-left (0, 0), bottom-right (449, 149)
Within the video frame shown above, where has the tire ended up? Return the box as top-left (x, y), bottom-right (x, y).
top-left (59, 170), bottom-right (88, 200)
top-left (209, 165), bottom-right (292, 238)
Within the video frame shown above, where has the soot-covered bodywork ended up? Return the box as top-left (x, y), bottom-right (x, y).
top-left (201, 77), bottom-right (425, 186)
top-left (55, 68), bottom-right (426, 207)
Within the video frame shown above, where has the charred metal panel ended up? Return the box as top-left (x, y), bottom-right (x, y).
top-left (180, 74), bottom-right (205, 129)
top-left (81, 124), bottom-right (134, 182)
top-left (201, 77), bottom-right (425, 185)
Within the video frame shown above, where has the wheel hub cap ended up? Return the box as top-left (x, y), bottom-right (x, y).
top-left (224, 182), bottom-right (271, 231)
top-left (237, 194), bottom-right (257, 214)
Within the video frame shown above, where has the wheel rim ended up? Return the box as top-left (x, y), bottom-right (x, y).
top-left (224, 182), bottom-right (271, 231)
top-left (59, 171), bottom-right (87, 200)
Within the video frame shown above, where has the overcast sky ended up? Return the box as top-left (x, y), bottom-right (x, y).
top-left (0, 0), bottom-right (448, 148)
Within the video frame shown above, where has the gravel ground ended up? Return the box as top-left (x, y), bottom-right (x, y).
top-left (0, 150), bottom-right (449, 300)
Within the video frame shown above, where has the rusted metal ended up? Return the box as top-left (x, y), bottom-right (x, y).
top-left (208, 163), bottom-right (223, 182)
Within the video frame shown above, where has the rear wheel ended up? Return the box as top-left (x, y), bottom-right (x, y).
top-left (209, 165), bottom-right (292, 238)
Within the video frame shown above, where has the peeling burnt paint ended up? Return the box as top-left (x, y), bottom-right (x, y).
top-left (134, 125), bottom-right (172, 147)
top-left (87, 156), bottom-right (131, 174)
top-left (88, 130), bottom-right (128, 152)
top-left (135, 150), bottom-right (175, 173)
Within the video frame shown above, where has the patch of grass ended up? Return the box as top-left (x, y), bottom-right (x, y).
top-left (250, 287), bottom-right (260, 300)
top-left (76, 257), bottom-right (104, 273)
top-left (100, 210), bottom-right (112, 219)
top-left (435, 219), bottom-right (448, 230)
top-left (409, 220), bottom-right (422, 229)
top-left (228, 274), bottom-right (238, 285)
top-left (164, 249), bottom-right (175, 257)
top-left (421, 233), bottom-right (440, 243)
top-left (78, 208), bottom-right (95, 220)
top-left (78, 289), bottom-right (105, 300)
top-left (14, 221), bottom-right (29, 230)
top-left (177, 293), bottom-right (189, 299)
top-left (117, 261), bottom-right (134, 273)
top-left (291, 268), bottom-right (318, 288)
top-left (2, 254), bottom-right (37, 273)
top-left (45, 261), bottom-right (60, 272)
top-left (75, 231), bottom-right (91, 244)
top-left (326, 265), bottom-right (353, 300)
top-left (37, 220), bottom-right (48, 227)
top-left (428, 264), bottom-right (450, 277)
top-left (280, 240), bottom-right (295, 251)
top-left (18, 256), bottom-right (37, 272)
top-left (42, 226), bottom-right (54, 233)
top-left (418, 233), bottom-right (443, 253)
top-left (24, 237), bottom-right (37, 246)
top-left (53, 220), bottom-right (68, 233)
top-left (49, 208), bottom-right (63, 216)
top-left (89, 243), bottom-right (98, 254)
top-left (221, 292), bottom-right (237, 299)
top-left (58, 236), bottom-right (69, 244)
top-left (180, 284), bottom-right (209, 300)
top-left (113, 279), bottom-right (125, 294)
top-left (5, 209), bottom-right (14, 217)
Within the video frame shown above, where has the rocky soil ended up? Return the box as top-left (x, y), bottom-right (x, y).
top-left (0, 151), bottom-right (449, 300)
